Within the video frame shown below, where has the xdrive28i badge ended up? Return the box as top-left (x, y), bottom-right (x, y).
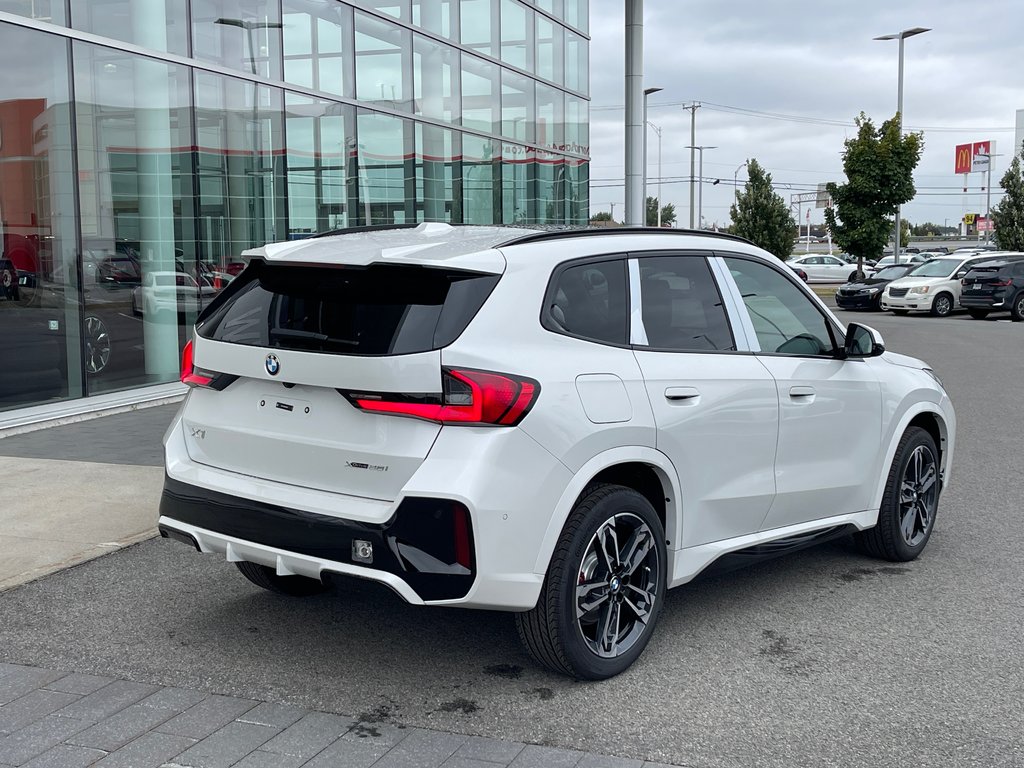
top-left (265, 354), bottom-right (280, 376)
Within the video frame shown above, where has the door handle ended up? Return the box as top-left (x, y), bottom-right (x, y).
top-left (789, 386), bottom-right (816, 400)
top-left (665, 386), bottom-right (701, 402)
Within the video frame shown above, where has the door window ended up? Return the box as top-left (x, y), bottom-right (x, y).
top-left (725, 257), bottom-right (838, 356)
top-left (636, 256), bottom-right (734, 351)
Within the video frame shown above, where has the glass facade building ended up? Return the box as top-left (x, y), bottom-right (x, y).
top-left (0, 0), bottom-right (588, 413)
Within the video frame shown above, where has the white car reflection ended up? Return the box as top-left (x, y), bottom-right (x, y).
top-left (131, 271), bottom-right (217, 318)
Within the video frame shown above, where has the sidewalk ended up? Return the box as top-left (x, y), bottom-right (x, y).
top-left (0, 406), bottom-right (681, 768)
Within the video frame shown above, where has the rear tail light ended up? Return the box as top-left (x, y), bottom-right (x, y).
top-left (344, 368), bottom-right (540, 426)
top-left (992, 277), bottom-right (1013, 286)
top-left (180, 339), bottom-right (237, 390)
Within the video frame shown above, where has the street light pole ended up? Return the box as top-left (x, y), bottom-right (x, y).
top-left (642, 87), bottom-right (662, 226)
top-left (976, 152), bottom-right (996, 243)
top-left (733, 161), bottom-right (748, 205)
top-left (647, 121), bottom-right (663, 226)
top-left (686, 145), bottom-right (716, 229)
top-left (874, 26), bottom-right (930, 264)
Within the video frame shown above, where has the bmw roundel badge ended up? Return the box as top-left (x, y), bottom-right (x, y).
top-left (265, 353), bottom-right (280, 376)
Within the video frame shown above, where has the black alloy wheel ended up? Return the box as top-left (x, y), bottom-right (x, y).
top-left (516, 484), bottom-right (665, 679)
top-left (856, 427), bottom-right (939, 561)
top-left (84, 315), bottom-right (111, 375)
top-left (930, 293), bottom-right (953, 317)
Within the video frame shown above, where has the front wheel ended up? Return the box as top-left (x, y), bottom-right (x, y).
top-left (930, 293), bottom-right (953, 317)
top-left (235, 561), bottom-right (329, 596)
top-left (855, 427), bottom-right (939, 562)
top-left (967, 308), bottom-right (990, 320)
top-left (516, 484), bottom-right (666, 680)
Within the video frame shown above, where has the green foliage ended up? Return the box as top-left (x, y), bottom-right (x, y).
top-left (825, 113), bottom-right (924, 266)
top-left (728, 159), bottom-right (796, 259)
top-left (992, 142), bottom-right (1024, 250)
top-left (589, 211), bottom-right (614, 223)
top-left (910, 221), bottom-right (957, 237)
top-left (646, 197), bottom-right (677, 227)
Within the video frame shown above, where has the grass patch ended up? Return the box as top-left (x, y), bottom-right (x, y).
top-left (811, 286), bottom-right (837, 299)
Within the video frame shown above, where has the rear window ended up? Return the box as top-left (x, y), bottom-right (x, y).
top-left (196, 263), bottom-right (499, 356)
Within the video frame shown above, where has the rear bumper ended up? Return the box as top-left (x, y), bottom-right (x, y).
top-left (959, 295), bottom-right (1006, 308)
top-left (160, 476), bottom-right (475, 603)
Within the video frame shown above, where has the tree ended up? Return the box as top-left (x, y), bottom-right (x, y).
top-left (728, 159), bottom-right (796, 260)
top-left (992, 141), bottom-right (1024, 251)
top-left (646, 197), bottom-right (676, 227)
top-left (589, 211), bottom-right (614, 223)
top-left (826, 113), bottom-right (923, 274)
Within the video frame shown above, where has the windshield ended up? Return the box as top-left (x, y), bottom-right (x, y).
top-left (873, 266), bottom-right (910, 280)
top-left (908, 259), bottom-right (959, 278)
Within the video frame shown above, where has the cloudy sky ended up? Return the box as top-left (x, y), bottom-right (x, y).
top-left (586, 0), bottom-right (1024, 232)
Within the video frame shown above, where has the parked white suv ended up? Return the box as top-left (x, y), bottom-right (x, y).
top-left (159, 224), bottom-right (956, 679)
top-left (880, 254), bottom-right (996, 316)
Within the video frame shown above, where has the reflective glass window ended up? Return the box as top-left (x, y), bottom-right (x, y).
top-left (355, 11), bottom-right (411, 112)
top-left (412, 0), bottom-right (458, 40)
top-left (565, 93), bottom-right (587, 153)
top-left (72, 0), bottom-right (189, 56)
top-left (461, 55), bottom-right (499, 135)
top-left (285, 94), bottom-right (355, 236)
top-left (193, 70), bottom-right (286, 278)
top-left (74, 41), bottom-right (197, 395)
top-left (0, 0), bottom-right (64, 24)
top-left (535, 13), bottom-right (563, 84)
top-left (282, 0), bottom-right (353, 99)
top-left (500, 0), bottom-right (530, 71)
top-left (501, 69), bottom-right (534, 142)
top-left (534, 0), bottom-right (563, 18)
top-left (502, 142), bottom-right (533, 224)
top-left (355, 110), bottom-right (414, 225)
top-left (545, 259), bottom-right (628, 345)
top-left (352, 0), bottom-right (410, 22)
top-left (460, 0), bottom-right (496, 58)
top-left (416, 123), bottom-right (455, 222)
top-left (565, 28), bottom-right (587, 94)
top-left (564, 0), bottom-right (587, 32)
top-left (566, 156), bottom-right (588, 225)
top-left (535, 82), bottom-right (563, 148)
top-left (414, 35), bottom-right (459, 123)
top-left (535, 150), bottom-right (564, 223)
top-left (462, 134), bottom-right (499, 224)
top-left (0, 24), bottom-right (78, 409)
top-left (192, 0), bottom-right (284, 80)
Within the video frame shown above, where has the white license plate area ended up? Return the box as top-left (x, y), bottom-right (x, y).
top-left (259, 394), bottom-right (312, 418)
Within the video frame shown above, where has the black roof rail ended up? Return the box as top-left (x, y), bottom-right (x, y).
top-left (307, 223), bottom-right (422, 239)
top-left (500, 226), bottom-right (755, 248)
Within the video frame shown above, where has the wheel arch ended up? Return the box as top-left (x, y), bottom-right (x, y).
top-left (872, 403), bottom-right (951, 510)
top-left (531, 447), bottom-right (681, 577)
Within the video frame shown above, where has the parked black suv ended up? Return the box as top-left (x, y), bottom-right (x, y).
top-left (835, 263), bottom-right (915, 310)
top-left (960, 254), bottom-right (1024, 320)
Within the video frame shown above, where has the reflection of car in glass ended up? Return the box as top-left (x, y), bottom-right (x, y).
top-left (83, 314), bottom-right (112, 375)
top-left (158, 224), bottom-right (956, 680)
top-left (97, 255), bottom-right (142, 285)
top-left (131, 271), bottom-right (216, 317)
top-left (0, 257), bottom-right (19, 301)
top-left (835, 264), bottom-right (915, 311)
top-left (881, 255), bottom-right (994, 317)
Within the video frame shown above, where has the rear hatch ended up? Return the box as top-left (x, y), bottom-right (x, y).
top-left (961, 265), bottom-right (1009, 299)
top-left (182, 258), bottom-right (501, 501)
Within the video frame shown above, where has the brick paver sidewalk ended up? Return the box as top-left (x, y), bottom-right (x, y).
top-left (0, 663), bottom-right (675, 768)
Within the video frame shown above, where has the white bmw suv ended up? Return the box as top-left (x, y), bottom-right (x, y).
top-left (160, 224), bottom-right (955, 680)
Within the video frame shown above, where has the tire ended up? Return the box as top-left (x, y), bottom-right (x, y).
top-left (515, 484), bottom-right (666, 680)
top-left (1011, 293), bottom-right (1024, 322)
top-left (930, 292), bottom-right (953, 317)
top-left (83, 315), bottom-right (111, 375)
top-left (849, 271), bottom-right (860, 282)
top-left (967, 308), bottom-right (990, 320)
top-left (893, 309), bottom-right (909, 316)
top-left (235, 561), bottom-right (329, 596)
top-left (854, 427), bottom-right (939, 562)
top-left (0, 264), bottom-right (17, 301)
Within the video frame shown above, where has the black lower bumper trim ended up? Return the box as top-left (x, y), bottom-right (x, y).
top-left (159, 476), bottom-right (475, 601)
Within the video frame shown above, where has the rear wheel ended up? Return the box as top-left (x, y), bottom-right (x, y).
top-left (235, 561), bottom-right (329, 596)
top-left (967, 308), bottom-right (990, 320)
top-left (516, 484), bottom-right (665, 680)
top-left (1011, 293), bottom-right (1024, 322)
top-left (930, 292), bottom-right (953, 317)
top-left (855, 427), bottom-right (939, 562)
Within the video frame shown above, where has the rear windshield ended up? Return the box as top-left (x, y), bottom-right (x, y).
top-left (196, 262), bottom-right (499, 356)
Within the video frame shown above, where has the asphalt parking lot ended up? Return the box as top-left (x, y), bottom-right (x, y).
top-left (0, 308), bottom-right (1021, 767)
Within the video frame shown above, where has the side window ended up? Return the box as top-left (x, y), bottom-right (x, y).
top-left (804, 257), bottom-right (822, 265)
top-left (637, 256), bottom-right (734, 351)
top-left (724, 257), bottom-right (838, 356)
top-left (545, 258), bottom-right (628, 345)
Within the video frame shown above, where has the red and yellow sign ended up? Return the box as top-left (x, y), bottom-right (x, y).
top-left (954, 143), bottom-right (973, 174)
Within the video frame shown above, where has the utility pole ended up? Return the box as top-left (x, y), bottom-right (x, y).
top-left (682, 102), bottom-right (701, 228)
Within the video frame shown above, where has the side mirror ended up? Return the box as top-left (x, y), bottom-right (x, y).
top-left (955, 270), bottom-right (968, 279)
top-left (844, 323), bottom-right (885, 358)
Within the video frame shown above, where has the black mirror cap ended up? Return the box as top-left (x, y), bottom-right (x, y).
top-left (844, 323), bottom-right (885, 358)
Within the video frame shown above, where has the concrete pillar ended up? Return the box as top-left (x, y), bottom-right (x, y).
top-left (624, 0), bottom-right (644, 226)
